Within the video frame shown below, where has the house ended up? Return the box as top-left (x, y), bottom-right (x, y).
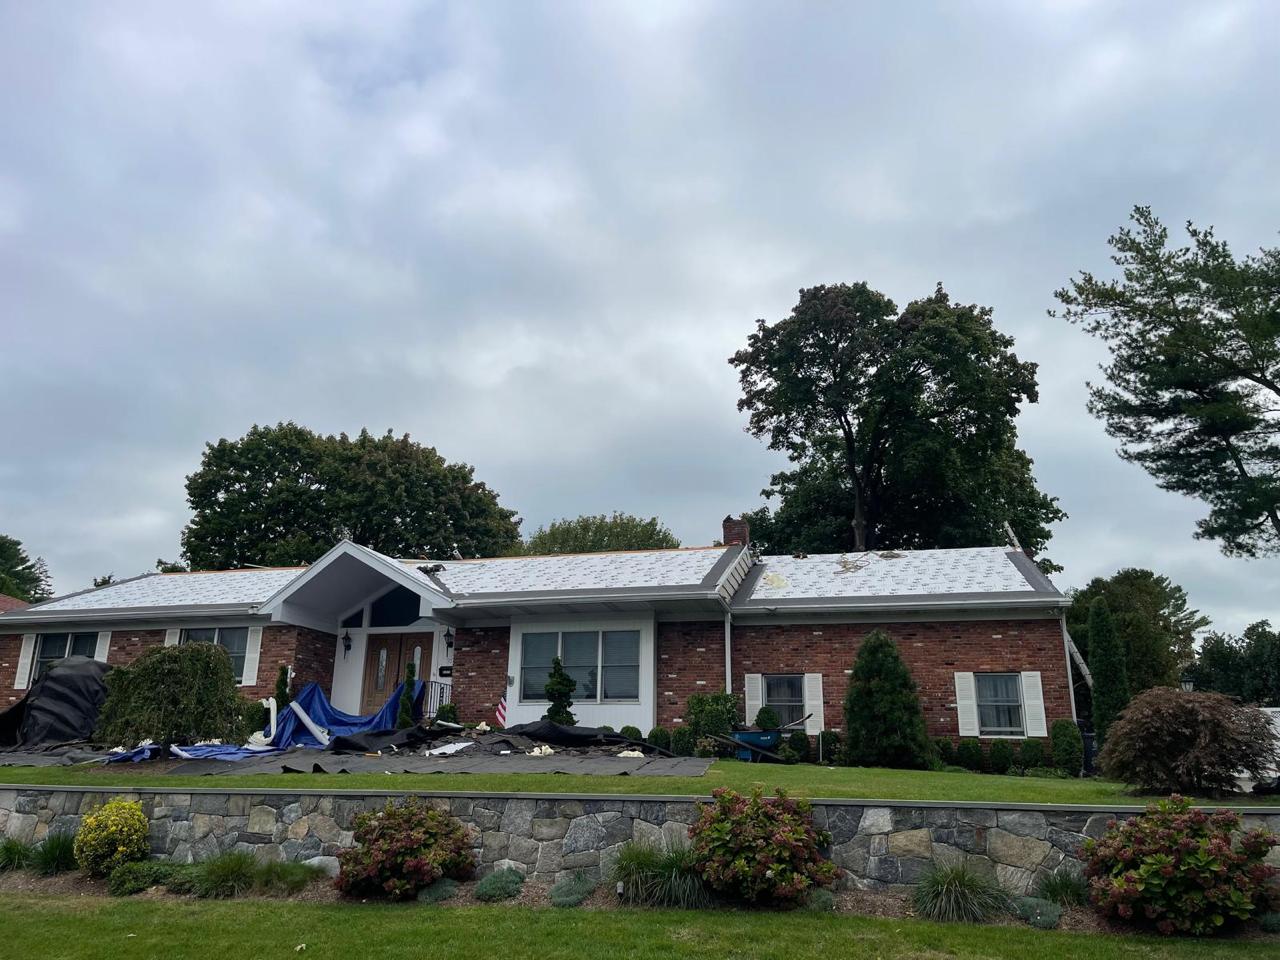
top-left (0, 594), bottom-right (29, 615)
top-left (0, 518), bottom-right (1080, 742)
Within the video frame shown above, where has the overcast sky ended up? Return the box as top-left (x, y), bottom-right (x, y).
top-left (1, 1), bottom-right (1277, 633)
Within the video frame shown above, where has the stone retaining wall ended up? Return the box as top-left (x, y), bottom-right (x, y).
top-left (4, 787), bottom-right (1278, 893)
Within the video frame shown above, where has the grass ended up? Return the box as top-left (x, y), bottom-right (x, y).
top-left (912, 862), bottom-right (1011, 923)
top-left (31, 832), bottom-right (77, 875)
top-left (612, 841), bottom-right (713, 909)
top-left (0, 893), bottom-right (1275, 959)
top-left (2, 760), bottom-right (1276, 806)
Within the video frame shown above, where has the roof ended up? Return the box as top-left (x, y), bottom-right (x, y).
top-left (8, 568), bottom-right (303, 617)
top-left (733, 547), bottom-right (1063, 611)
top-left (0, 593), bottom-right (29, 613)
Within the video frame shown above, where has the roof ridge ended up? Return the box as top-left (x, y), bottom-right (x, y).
top-left (401, 545), bottom-right (725, 564)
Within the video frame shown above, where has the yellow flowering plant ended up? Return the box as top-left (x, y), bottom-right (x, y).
top-left (74, 798), bottom-right (150, 876)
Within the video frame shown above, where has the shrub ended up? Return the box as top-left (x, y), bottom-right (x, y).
top-left (753, 706), bottom-right (781, 731)
top-left (241, 699), bottom-right (268, 735)
top-left (816, 729), bottom-right (841, 764)
top-left (193, 851), bottom-right (259, 899)
top-left (694, 736), bottom-right (717, 758)
top-left (1098, 688), bottom-right (1279, 795)
top-left (612, 841), bottom-right (711, 909)
top-left (434, 702), bottom-right (459, 724)
top-left (842, 630), bottom-right (931, 769)
top-left (1088, 597), bottom-right (1129, 745)
top-left (956, 738), bottom-right (984, 772)
top-left (108, 861), bottom-right (178, 896)
top-left (788, 730), bottom-right (812, 763)
top-left (1260, 912), bottom-right (1280, 933)
top-left (1035, 868), bottom-right (1088, 907)
top-left (416, 877), bottom-right (459, 903)
top-left (32, 832), bottom-right (78, 875)
top-left (396, 660), bottom-right (416, 729)
top-left (0, 838), bottom-right (33, 872)
top-left (336, 799), bottom-right (475, 900)
top-left (670, 726), bottom-right (696, 757)
top-left (646, 727), bottom-right (671, 751)
top-left (618, 724), bottom-right (643, 742)
top-left (1083, 795), bottom-right (1278, 935)
top-left (550, 871), bottom-right (597, 907)
top-left (689, 787), bottom-right (836, 904)
top-left (685, 691), bottom-right (738, 742)
top-left (255, 860), bottom-right (324, 895)
top-left (542, 656), bottom-right (576, 725)
top-left (1023, 766), bottom-right (1068, 779)
top-left (912, 862), bottom-right (1010, 922)
top-left (274, 664), bottom-right (292, 709)
top-left (475, 867), bottom-right (524, 902)
top-left (75, 797), bottom-right (150, 877)
top-left (934, 737), bottom-right (955, 766)
top-left (988, 740), bottom-right (1015, 775)
top-left (597, 725), bottom-right (616, 734)
top-left (1050, 720), bottom-right (1084, 776)
top-left (1012, 895), bottom-right (1062, 930)
top-left (804, 887), bottom-right (836, 912)
top-left (95, 643), bottom-right (249, 747)
top-left (1018, 739), bottom-right (1044, 770)
top-left (164, 864), bottom-right (200, 894)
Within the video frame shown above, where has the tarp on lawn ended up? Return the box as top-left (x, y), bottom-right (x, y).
top-left (0, 656), bottom-right (111, 750)
top-left (262, 678), bottom-right (426, 749)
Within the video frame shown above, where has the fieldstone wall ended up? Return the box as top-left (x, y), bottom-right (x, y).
top-left (4, 787), bottom-right (1278, 893)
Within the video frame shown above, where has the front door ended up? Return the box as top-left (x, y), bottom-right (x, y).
top-left (360, 634), bottom-right (408, 715)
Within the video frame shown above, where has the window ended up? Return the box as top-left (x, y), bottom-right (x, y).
top-left (763, 675), bottom-right (804, 727)
top-left (369, 586), bottom-right (421, 627)
top-left (975, 673), bottom-right (1024, 736)
top-left (519, 629), bottom-right (641, 703)
top-left (180, 627), bottom-right (249, 683)
top-left (34, 632), bottom-right (97, 678)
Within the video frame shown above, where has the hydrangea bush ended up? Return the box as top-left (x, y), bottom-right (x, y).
top-left (336, 799), bottom-right (475, 900)
top-left (74, 798), bottom-right (150, 877)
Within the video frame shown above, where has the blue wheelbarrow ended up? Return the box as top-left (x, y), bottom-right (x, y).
top-left (724, 714), bottom-right (812, 762)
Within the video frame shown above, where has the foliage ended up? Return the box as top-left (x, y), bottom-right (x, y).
top-left (988, 740), bottom-right (1015, 775)
top-left (434, 702), bottom-right (459, 724)
top-left (241, 698), bottom-right (268, 735)
top-left (1050, 720), bottom-right (1084, 777)
top-left (1055, 207), bottom-right (1280, 557)
top-left (397, 660), bottom-right (416, 730)
top-left (1023, 766), bottom-right (1068, 780)
top-left (1260, 912), bottom-right (1280, 934)
top-left (646, 727), bottom-right (671, 751)
top-left (956, 739), bottom-right (984, 772)
top-left (32, 832), bottom-right (77, 875)
top-left (731, 283), bottom-right (1063, 564)
top-left (670, 727), bottom-right (695, 757)
top-left (95, 643), bottom-right (249, 748)
top-left (109, 861), bottom-right (178, 896)
top-left (542, 657), bottom-right (576, 726)
top-left (164, 865), bottom-right (200, 895)
top-left (155, 558), bottom-right (188, 573)
top-left (415, 877), bottom-right (459, 904)
top-left (753, 706), bottom-right (781, 731)
top-left (842, 631), bottom-right (931, 769)
top-left (1087, 597), bottom-right (1128, 745)
top-left (254, 861), bottom-right (324, 896)
top-left (911, 861), bottom-right (1010, 922)
top-left (192, 851), bottom-right (259, 899)
top-left (0, 838), bottom-right (33, 871)
top-left (1035, 868), bottom-right (1088, 907)
top-left (180, 423), bottom-right (521, 569)
top-left (1066, 569), bottom-right (1208, 696)
top-left (0, 534), bottom-right (52, 602)
top-left (474, 867), bottom-right (524, 902)
top-left (611, 841), bottom-right (713, 909)
top-left (597, 725), bottom-right (615, 734)
top-left (1098, 688), bottom-right (1279, 795)
top-left (934, 738), bottom-right (955, 766)
top-left (787, 730), bottom-right (812, 763)
top-left (689, 787), bottom-right (836, 904)
top-left (522, 512), bottom-right (679, 555)
top-left (803, 887), bottom-right (836, 912)
top-left (618, 725), bottom-right (643, 742)
top-left (93, 573), bottom-right (115, 587)
top-left (1012, 896), bottom-right (1062, 930)
top-left (550, 871), bottom-right (598, 908)
top-left (816, 730), bottom-right (841, 764)
top-left (1017, 739), bottom-right (1044, 770)
top-left (1190, 621), bottom-right (1280, 706)
top-left (694, 737), bottom-right (717, 759)
top-left (685, 692), bottom-right (738, 741)
top-left (274, 666), bottom-right (291, 709)
top-left (75, 798), bottom-right (150, 876)
top-left (1083, 795), bottom-right (1279, 935)
top-left (335, 799), bottom-right (475, 900)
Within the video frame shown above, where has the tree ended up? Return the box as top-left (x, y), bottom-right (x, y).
top-left (731, 283), bottom-right (1063, 563)
top-left (523, 512), bottom-right (680, 555)
top-left (1087, 598), bottom-right (1129, 744)
top-left (0, 535), bottom-right (52, 602)
top-left (543, 657), bottom-right (576, 726)
top-left (1065, 568), bottom-right (1208, 695)
top-left (274, 665), bottom-right (292, 710)
top-left (841, 630), bottom-right (932, 769)
top-left (155, 558), bottom-right (188, 573)
top-left (180, 423), bottom-right (521, 569)
top-left (1055, 206), bottom-right (1280, 557)
top-left (1190, 621), bottom-right (1280, 706)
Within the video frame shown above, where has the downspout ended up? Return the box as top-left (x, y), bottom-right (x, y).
top-left (723, 607), bottom-right (733, 696)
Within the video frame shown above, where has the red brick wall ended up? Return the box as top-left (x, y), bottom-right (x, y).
top-left (105, 629), bottom-right (166, 667)
top-left (453, 626), bottom-right (509, 723)
top-left (655, 620), bottom-right (726, 726)
top-left (731, 618), bottom-right (1071, 738)
top-left (252, 625), bottom-right (336, 701)
top-left (1, 633), bottom-right (23, 706)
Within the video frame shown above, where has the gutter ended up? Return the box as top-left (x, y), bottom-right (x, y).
top-left (736, 596), bottom-right (1070, 615)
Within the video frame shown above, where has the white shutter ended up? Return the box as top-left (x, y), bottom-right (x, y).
top-left (1020, 671), bottom-right (1047, 737)
top-left (803, 673), bottom-right (824, 735)
top-left (954, 672), bottom-right (979, 737)
top-left (164, 629), bottom-right (180, 647)
top-left (14, 634), bottom-right (36, 690)
top-left (744, 673), bottom-right (763, 725)
top-left (94, 631), bottom-right (112, 662)
top-left (241, 626), bottom-right (263, 687)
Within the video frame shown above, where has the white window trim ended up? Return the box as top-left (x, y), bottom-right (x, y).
top-left (508, 617), bottom-right (652, 707)
top-left (974, 671), bottom-right (1026, 738)
top-left (178, 626), bottom-right (262, 687)
top-left (29, 631), bottom-right (98, 682)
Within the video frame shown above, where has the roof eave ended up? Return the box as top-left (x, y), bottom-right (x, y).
top-left (0, 603), bottom-right (264, 626)
top-left (734, 594), bottom-right (1069, 615)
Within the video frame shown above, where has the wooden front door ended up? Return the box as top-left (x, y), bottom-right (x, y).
top-left (361, 634), bottom-right (407, 715)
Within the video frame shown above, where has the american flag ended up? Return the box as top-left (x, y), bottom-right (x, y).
top-left (495, 696), bottom-right (506, 727)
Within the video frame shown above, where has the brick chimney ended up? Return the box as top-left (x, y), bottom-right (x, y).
top-left (722, 515), bottom-right (750, 547)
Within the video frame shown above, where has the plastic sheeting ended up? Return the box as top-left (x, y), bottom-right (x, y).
top-left (0, 657), bottom-right (110, 750)
top-left (270, 679), bottom-right (424, 749)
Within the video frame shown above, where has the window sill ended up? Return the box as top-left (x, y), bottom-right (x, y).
top-left (517, 700), bottom-right (643, 707)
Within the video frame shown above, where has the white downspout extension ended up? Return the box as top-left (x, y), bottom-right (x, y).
top-left (723, 608), bottom-right (733, 695)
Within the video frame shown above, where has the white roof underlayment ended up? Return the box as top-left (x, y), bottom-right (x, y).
top-left (27, 568), bottom-right (303, 611)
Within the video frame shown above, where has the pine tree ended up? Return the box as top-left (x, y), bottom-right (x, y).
top-left (397, 660), bottom-right (416, 729)
top-left (842, 630), bottom-right (932, 769)
top-left (543, 657), bottom-right (577, 726)
top-left (1088, 597), bottom-right (1129, 745)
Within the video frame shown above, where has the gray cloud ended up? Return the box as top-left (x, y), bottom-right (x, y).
top-left (1, 0), bottom-right (1277, 633)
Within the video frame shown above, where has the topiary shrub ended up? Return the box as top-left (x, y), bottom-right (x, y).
top-left (685, 691), bottom-right (738, 743)
top-left (753, 706), bottom-right (781, 731)
top-left (1018, 739), bottom-right (1044, 770)
top-left (689, 787), bottom-right (836, 904)
top-left (646, 727), bottom-right (671, 752)
top-left (956, 738), bottom-right (984, 772)
top-left (912, 862), bottom-right (1010, 922)
top-left (988, 739), bottom-right (1015, 775)
top-left (543, 656), bottom-right (576, 726)
top-left (397, 660), bottom-right (416, 729)
top-left (611, 840), bottom-right (712, 909)
top-left (434, 702), bottom-right (459, 724)
top-left (618, 724), bottom-right (643, 742)
top-left (670, 726), bottom-right (696, 757)
top-left (816, 729), bottom-right (841, 764)
top-left (475, 866), bottom-right (524, 902)
top-left (787, 730), bottom-right (812, 763)
top-left (416, 877), bottom-right (459, 903)
top-left (1098, 688), bottom-right (1279, 795)
top-left (1083, 795), bottom-right (1278, 935)
top-left (75, 798), bottom-right (150, 877)
top-left (934, 737), bottom-right (956, 766)
top-left (336, 799), bottom-right (475, 900)
top-left (1051, 720), bottom-right (1084, 776)
top-left (550, 871), bottom-right (598, 907)
top-left (842, 630), bottom-right (932, 769)
top-left (95, 643), bottom-right (249, 747)
top-left (1012, 895), bottom-right (1062, 930)
top-left (109, 861), bottom-right (178, 897)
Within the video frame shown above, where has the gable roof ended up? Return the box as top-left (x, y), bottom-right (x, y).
top-left (0, 593), bottom-right (29, 613)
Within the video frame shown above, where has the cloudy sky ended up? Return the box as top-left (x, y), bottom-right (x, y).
top-left (1, 1), bottom-right (1277, 633)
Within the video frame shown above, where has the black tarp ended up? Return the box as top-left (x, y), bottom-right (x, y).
top-left (0, 656), bottom-right (110, 750)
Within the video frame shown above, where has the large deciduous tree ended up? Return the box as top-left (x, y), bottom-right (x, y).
top-left (522, 512), bottom-right (680, 555)
top-left (181, 423), bottom-right (521, 569)
top-left (0, 534), bottom-right (52, 602)
top-left (1188, 621), bottom-right (1280, 706)
top-left (1055, 206), bottom-right (1280, 557)
top-left (731, 283), bottom-right (1063, 565)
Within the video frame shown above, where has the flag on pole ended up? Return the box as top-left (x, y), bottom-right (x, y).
top-left (495, 696), bottom-right (507, 727)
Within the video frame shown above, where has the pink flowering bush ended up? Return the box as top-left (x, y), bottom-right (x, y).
top-left (688, 787), bottom-right (837, 904)
top-left (336, 799), bottom-right (475, 900)
top-left (1083, 795), bottom-right (1277, 935)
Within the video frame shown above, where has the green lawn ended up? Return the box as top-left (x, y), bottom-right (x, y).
top-left (1, 894), bottom-right (1273, 960)
top-left (2, 760), bottom-right (1277, 807)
